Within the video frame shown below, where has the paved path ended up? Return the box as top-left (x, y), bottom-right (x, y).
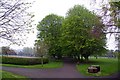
top-left (2, 63), bottom-right (85, 78)
top-left (1, 59), bottom-right (119, 78)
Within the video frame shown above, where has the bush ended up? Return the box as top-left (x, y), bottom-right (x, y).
top-left (1, 56), bottom-right (48, 65)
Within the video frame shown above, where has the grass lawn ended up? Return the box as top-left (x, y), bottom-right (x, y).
top-left (0, 70), bottom-right (30, 80)
top-left (1, 61), bottom-right (63, 69)
top-left (76, 57), bottom-right (118, 77)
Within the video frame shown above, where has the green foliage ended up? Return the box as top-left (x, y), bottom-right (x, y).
top-left (37, 14), bottom-right (63, 41)
top-left (113, 51), bottom-right (120, 58)
top-left (36, 5), bottom-right (107, 61)
top-left (61, 5), bottom-right (106, 61)
top-left (109, 2), bottom-right (120, 28)
top-left (1, 56), bottom-right (48, 65)
top-left (36, 14), bottom-right (64, 59)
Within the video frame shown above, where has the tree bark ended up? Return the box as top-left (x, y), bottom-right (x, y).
top-left (77, 55), bottom-right (80, 62)
top-left (84, 55), bottom-right (89, 62)
top-left (80, 55), bottom-right (84, 62)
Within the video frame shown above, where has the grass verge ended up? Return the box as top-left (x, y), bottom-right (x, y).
top-left (76, 57), bottom-right (118, 77)
top-left (0, 70), bottom-right (30, 80)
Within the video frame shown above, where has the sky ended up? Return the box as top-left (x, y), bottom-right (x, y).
top-left (1, 0), bottom-right (117, 50)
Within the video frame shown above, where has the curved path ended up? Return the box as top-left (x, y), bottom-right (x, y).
top-left (1, 59), bottom-right (119, 79)
top-left (2, 63), bottom-right (85, 78)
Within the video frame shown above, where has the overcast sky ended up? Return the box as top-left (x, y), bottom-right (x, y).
top-left (1, 0), bottom-right (117, 50)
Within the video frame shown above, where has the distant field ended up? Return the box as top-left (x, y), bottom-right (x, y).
top-left (77, 57), bottom-right (118, 77)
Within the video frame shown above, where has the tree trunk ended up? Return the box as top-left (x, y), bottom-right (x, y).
top-left (84, 56), bottom-right (89, 62)
top-left (80, 55), bottom-right (84, 62)
top-left (52, 54), bottom-right (55, 58)
top-left (96, 56), bottom-right (98, 59)
top-left (41, 56), bottom-right (43, 67)
top-left (77, 55), bottom-right (80, 62)
top-left (57, 54), bottom-right (62, 59)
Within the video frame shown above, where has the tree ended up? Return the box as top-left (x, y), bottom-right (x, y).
top-left (0, 0), bottom-right (34, 45)
top-left (90, 0), bottom-right (120, 28)
top-left (1, 46), bottom-right (10, 55)
top-left (110, 2), bottom-right (120, 27)
top-left (90, 0), bottom-right (120, 51)
top-left (34, 40), bottom-right (48, 57)
top-left (109, 2), bottom-right (120, 51)
top-left (6, 49), bottom-right (17, 55)
top-left (113, 50), bottom-right (120, 58)
top-left (34, 40), bottom-right (48, 67)
top-left (37, 14), bottom-right (64, 59)
top-left (61, 5), bottom-right (106, 61)
top-left (22, 47), bottom-right (35, 56)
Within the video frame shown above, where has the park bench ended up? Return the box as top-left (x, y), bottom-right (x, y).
top-left (88, 65), bottom-right (100, 73)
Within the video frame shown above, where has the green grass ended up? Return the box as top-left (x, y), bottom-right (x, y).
top-left (0, 70), bottom-right (30, 80)
top-left (1, 61), bottom-right (63, 69)
top-left (76, 57), bottom-right (118, 77)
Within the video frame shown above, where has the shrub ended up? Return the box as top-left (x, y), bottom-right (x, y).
top-left (1, 56), bottom-right (48, 65)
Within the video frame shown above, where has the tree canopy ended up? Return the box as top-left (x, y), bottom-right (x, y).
top-left (36, 5), bottom-right (107, 61)
top-left (61, 5), bottom-right (106, 61)
top-left (36, 14), bottom-right (64, 59)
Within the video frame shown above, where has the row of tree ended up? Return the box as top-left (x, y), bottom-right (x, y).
top-left (35, 5), bottom-right (107, 62)
top-left (0, 46), bottom-right (16, 55)
top-left (0, 46), bottom-right (35, 56)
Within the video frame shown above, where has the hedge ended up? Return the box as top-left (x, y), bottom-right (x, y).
top-left (1, 56), bottom-right (49, 65)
